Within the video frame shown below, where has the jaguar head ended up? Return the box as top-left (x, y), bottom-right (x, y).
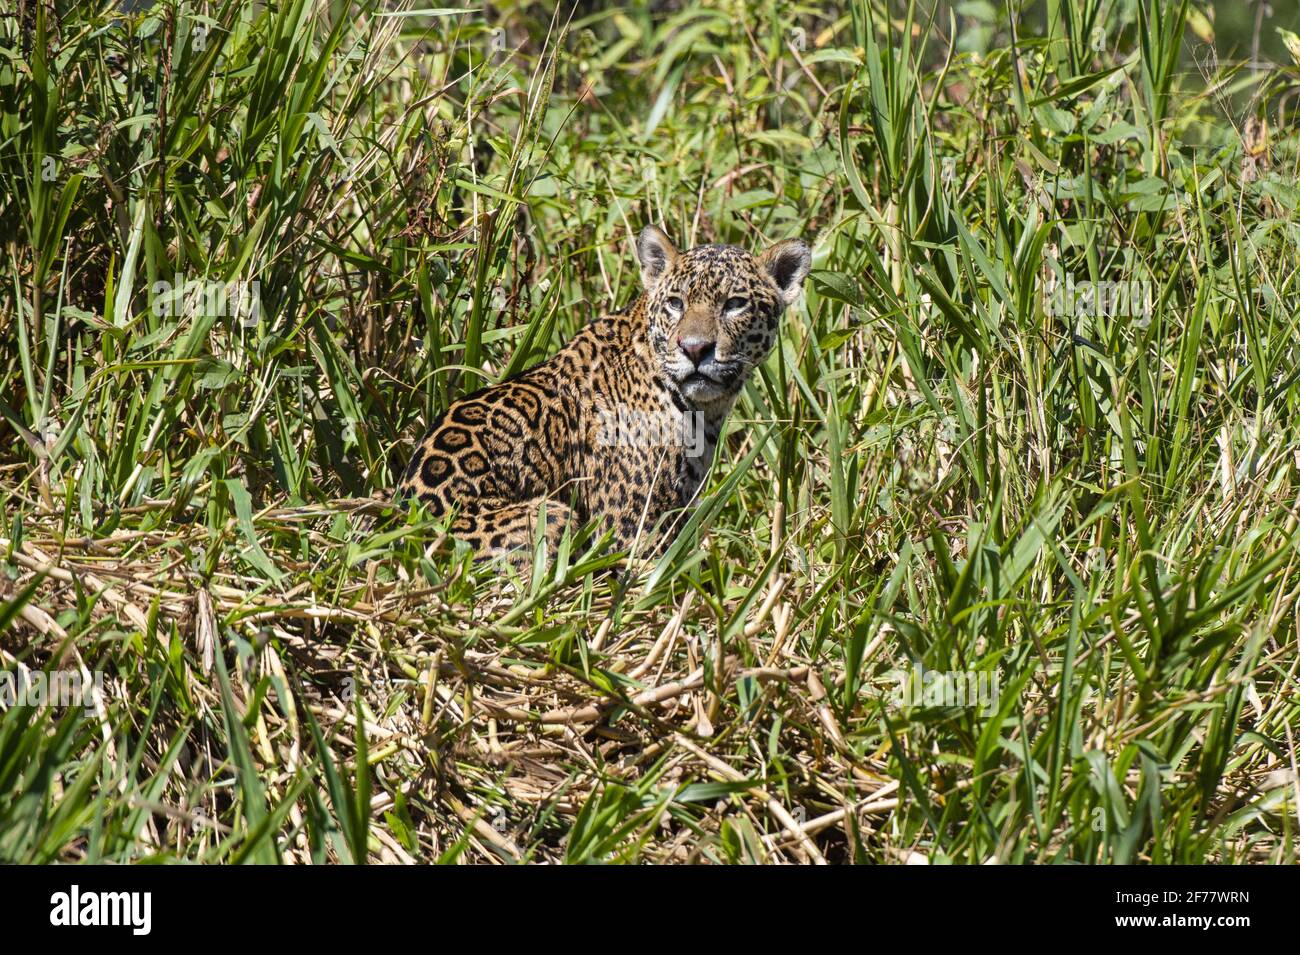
top-left (637, 226), bottom-right (811, 410)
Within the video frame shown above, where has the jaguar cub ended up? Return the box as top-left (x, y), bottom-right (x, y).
top-left (397, 226), bottom-right (811, 559)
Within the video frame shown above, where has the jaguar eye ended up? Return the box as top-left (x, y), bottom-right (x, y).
top-left (667, 296), bottom-right (685, 312)
top-left (724, 297), bottom-right (748, 312)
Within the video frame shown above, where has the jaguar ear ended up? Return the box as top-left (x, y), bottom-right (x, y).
top-left (637, 225), bottom-right (679, 290)
top-left (758, 238), bottom-right (812, 305)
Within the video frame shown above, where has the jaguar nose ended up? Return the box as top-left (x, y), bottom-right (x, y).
top-left (678, 336), bottom-right (715, 367)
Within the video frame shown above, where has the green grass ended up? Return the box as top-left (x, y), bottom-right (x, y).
top-left (1, 0), bottom-right (1298, 863)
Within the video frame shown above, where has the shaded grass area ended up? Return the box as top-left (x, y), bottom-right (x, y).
top-left (1, 0), bottom-right (1299, 862)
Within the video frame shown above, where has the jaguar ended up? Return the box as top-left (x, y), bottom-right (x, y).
top-left (397, 225), bottom-right (811, 561)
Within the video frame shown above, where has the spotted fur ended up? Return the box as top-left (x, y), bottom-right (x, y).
top-left (396, 226), bottom-right (811, 560)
